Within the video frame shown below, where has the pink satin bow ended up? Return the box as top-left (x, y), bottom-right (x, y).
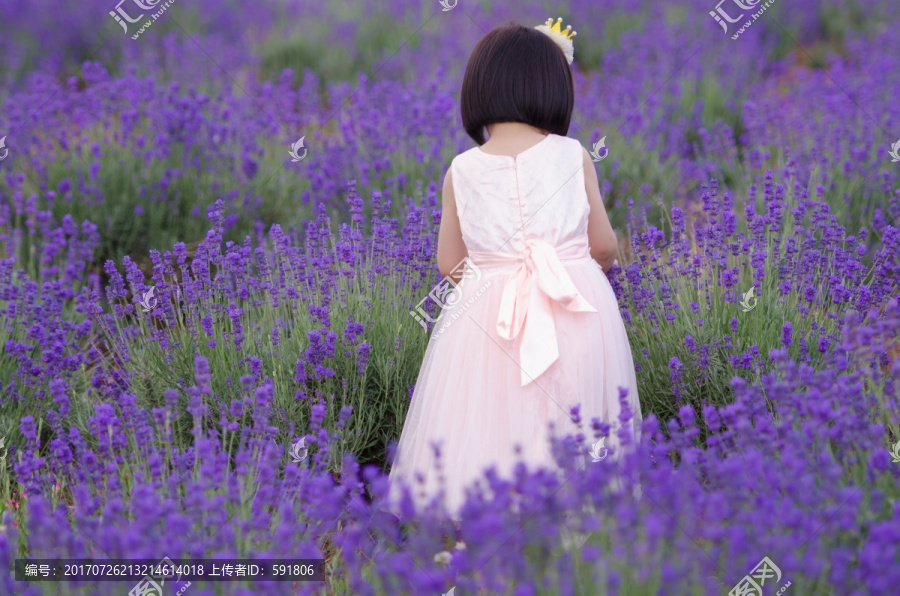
top-left (469, 235), bottom-right (598, 386)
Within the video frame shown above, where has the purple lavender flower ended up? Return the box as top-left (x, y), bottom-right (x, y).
top-left (782, 322), bottom-right (793, 348)
top-left (684, 335), bottom-right (696, 352)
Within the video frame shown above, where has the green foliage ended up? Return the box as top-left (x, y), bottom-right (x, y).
top-left (585, 129), bottom-right (679, 233)
top-left (257, 11), bottom-right (423, 86)
top-left (765, 0), bottom-right (885, 66)
top-left (679, 75), bottom-right (747, 153)
top-left (94, 220), bottom-right (433, 474)
top-left (570, 11), bottom-right (648, 73)
top-left (619, 181), bottom-right (861, 424)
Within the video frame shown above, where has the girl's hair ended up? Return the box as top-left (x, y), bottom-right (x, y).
top-left (461, 24), bottom-right (574, 145)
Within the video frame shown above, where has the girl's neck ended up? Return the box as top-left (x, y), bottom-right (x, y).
top-left (481, 122), bottom-right (550, 155)
top-left (485, 122), bottom-right (548, 141)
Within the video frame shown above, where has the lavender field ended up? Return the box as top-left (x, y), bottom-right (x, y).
top-left (1, 0), bottom-right (899, 594)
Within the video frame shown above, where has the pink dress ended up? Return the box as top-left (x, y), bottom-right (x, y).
top-left (385, 133), bottom-right (642, 520)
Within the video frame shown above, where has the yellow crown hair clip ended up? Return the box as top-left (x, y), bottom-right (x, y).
top-left (535, 17), bottom-right (576, 65)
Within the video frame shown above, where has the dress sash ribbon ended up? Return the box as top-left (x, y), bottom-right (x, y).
top-left (468, 234), bottom-right (598, 386)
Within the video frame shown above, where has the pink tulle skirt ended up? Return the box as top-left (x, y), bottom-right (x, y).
top-left (384, 257), bottom-right (642, 521)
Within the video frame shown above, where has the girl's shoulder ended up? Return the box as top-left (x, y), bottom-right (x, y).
top-left (450, 143), bottom-right (482, 165)
top-left (546, 134), bottom-right (587, 163)
top-left (557, 134), bottom-right (588, 155)
top-left (447, 144), bottom-right (484, 178)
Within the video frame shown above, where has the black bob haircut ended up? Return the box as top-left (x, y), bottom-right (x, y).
top-left (460, 23), bottom-right (575, 146)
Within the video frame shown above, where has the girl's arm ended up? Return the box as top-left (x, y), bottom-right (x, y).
top-left (583, 147), bottom-right (618, 272)
top-left (437, 167), bottom-right (468, 282)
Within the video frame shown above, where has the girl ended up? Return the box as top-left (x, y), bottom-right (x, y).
top-left (385, 20), bottom-right (642, 525)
